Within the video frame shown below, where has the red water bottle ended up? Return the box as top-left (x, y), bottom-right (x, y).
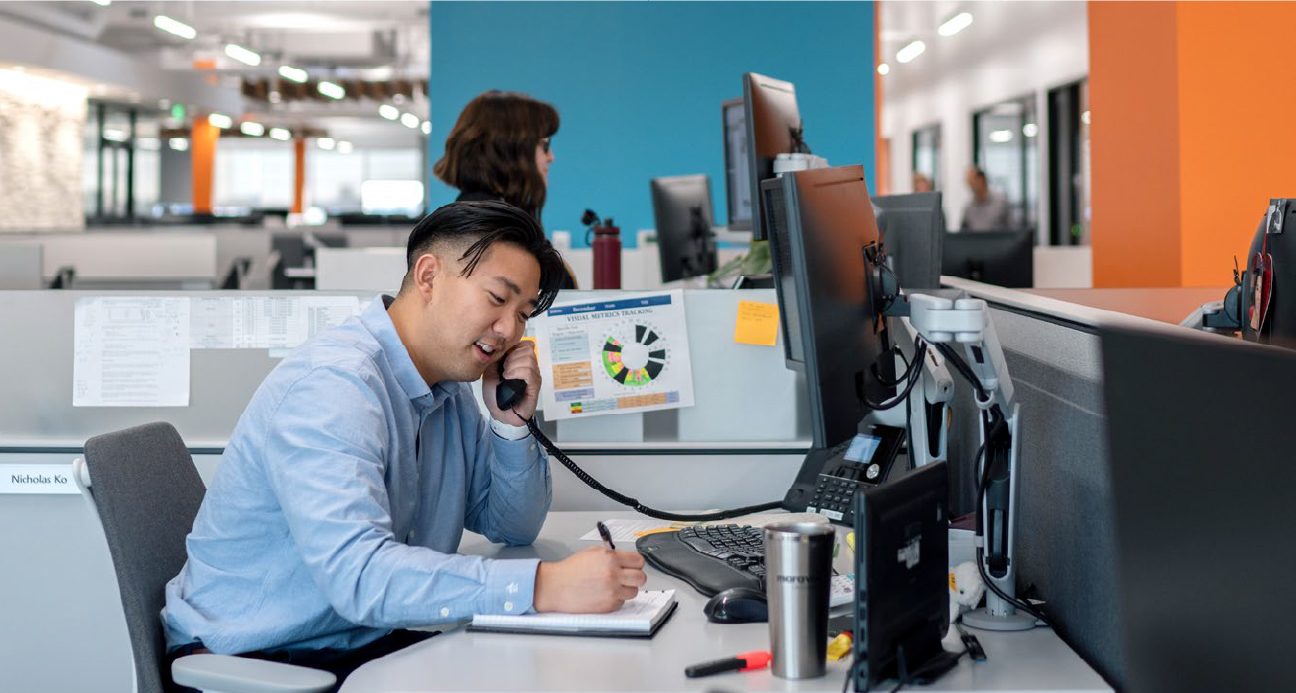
top-left (583, 209), bottom-right (621, 289)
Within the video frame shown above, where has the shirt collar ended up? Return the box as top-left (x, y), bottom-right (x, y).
top-left (360, 295), bottom-right (456, 409)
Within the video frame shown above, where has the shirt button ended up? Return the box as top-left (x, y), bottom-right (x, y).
top-left (504, 601), bottom-right (514, 612)
top-left (440, 607), bottom-right (450, 618)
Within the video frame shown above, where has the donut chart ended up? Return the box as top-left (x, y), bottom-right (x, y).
top-left (600, 322), bottom-right (668, 387)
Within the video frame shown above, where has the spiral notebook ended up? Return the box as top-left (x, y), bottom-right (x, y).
top-left (468, 589), bottom-right (677, 638)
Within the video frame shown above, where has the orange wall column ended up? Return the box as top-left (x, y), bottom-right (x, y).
top-left (292, 138), bottom-right (306, 214)
top-left (1090, 1), bottom-right (1296, 288)
top-left (191, 119), bottom-right (219, 215)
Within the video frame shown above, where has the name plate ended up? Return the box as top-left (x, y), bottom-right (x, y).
top-left (0, 464), bottom-right (79, 495)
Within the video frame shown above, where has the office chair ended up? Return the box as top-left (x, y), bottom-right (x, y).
top-left (73, 422), bottom-right (335, 693)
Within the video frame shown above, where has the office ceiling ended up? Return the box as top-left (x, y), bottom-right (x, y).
top-left (0, 1), bottom-right (430, 145)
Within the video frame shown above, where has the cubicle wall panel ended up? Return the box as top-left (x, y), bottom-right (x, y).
top-left (551, 452), bottom-right (805, 512)
top-left (987, 307), bottom-right (1123, 688)
top-left (0, 454), bottom-right (134, 693)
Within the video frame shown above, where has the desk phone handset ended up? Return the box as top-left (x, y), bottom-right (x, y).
top-left (487, 351), bottom-right (780, 522)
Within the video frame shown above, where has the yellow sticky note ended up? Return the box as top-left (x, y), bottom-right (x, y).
top-left (733, 300), bottom-right (780, 346)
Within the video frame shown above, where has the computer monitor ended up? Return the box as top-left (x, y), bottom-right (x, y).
top-left (940, 229), bottom-right (1033, 287)
top-left (1100, 323), bottom-right (1296, 692)
top-left (853, 461), bottom-right (957, 690)
top-left (760, 164), bottom-right (894, 449)
top-left (744, 72), bottom-right (805, 242)
top-left (872, 192), bottom-right (946, 290)
top-left (650, 174), bottom-right (718, 283)
top-left (722, 98), bottom-right (752, 231)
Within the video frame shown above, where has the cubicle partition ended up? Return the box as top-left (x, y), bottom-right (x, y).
top-left (0, 242), bottom-right (42, 288)
top-left (0, 288), bottom-right (809, 692)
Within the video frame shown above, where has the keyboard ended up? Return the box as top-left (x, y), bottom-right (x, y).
top-left (636, 524), bottom-right (854, 607)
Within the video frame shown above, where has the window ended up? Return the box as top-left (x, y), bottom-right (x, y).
top-left (911, 124), bottom-right (941, 191)
top-left (972, 95), bottom-right (1039, 229)
top-left (1047, 80), bottom-right (1090, 245)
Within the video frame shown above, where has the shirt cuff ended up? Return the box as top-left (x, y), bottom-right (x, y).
top-left (478, 557), bottom-right (541, 616)
top-left (489, 418), bottom-right (530, 440)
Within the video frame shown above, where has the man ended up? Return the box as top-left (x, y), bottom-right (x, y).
top-left (960, 166), bottom-right (1013, 231)
top-left (162, 201), bottom-right (646, 682)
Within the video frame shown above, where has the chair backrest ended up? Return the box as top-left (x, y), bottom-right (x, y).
top-left (82, 422), bottom-right (205, 693)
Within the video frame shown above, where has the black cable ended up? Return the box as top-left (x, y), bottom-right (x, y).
top-left (864, 338), bottom-right (928, 411)
top-left (512, 409), bottom-right (783, 523)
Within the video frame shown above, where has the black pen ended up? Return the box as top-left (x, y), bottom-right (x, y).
top-left (596, 520), bottom-right (616, 550)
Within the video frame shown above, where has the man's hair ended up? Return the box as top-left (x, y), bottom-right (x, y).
top-left (402, 200), bottom-right (566, 316)
top-left (432, 91), bottom-right (559, 217)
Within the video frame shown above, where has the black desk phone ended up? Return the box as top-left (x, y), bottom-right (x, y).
top-left (782, 424), bottom-right (906, 525)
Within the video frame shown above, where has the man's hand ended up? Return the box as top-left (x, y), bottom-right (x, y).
top-left (483, 342), bottom-right (540, 426)
top-left (532, 547), bottom-right (648, 613)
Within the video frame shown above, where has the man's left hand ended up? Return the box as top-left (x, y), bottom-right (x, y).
top-left (483, 342), bottom-right (540, 426)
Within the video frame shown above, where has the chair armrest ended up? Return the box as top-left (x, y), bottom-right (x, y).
top-left (172, 653), bottom-right (336, 693)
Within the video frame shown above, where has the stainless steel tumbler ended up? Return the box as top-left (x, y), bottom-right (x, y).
top-left (764, 521), bottom-right (835, 679)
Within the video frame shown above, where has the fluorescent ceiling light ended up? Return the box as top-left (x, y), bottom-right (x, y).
top-left (102, 128), bottom-right (128, 143)
top-left (1022, 123), bottom-right (1039, 138)
top-left (988, 129), bottom-right (1014, 143)
top-left (400, 112), bottom-right (419, 129)
top-left (224, 44), bottom-right (261, 67)
top-left (317, 81), bottom-right (345, 100)
top-left (877, 63), bottom-right (890, 76)
top-left (378, 104), bottom-right (399, 120)
top-left (421, 121), bottom-right (431, 135)
top-left (91, 0), bottom-right (111, 7)
top-left (240, 122), bottom-right (265, 137)
top-left (208, 113), bottom-right (233, 129)
top-left (336, 141), bottom-right (353, 154)
top-left (269, 127), bottom-right (291, 141)
top-left (1081, 110), bottom-right (1091, 125)
top-left (153, 15), bottom-right (196, 40)
top-left (938, 12), bottom-right (974, 37)
top-left (168, 138), bottom-right (189, 151)
top-left (896, 40), bottom-right (926, 64)
top-left (278, 65), bottom-right (308, 83)
top-left (317, 137), bottom-right (336, 150)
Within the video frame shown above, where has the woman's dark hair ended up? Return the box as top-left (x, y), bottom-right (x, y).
top-left (432, 91), bottom-right (559, 217)
top-left (403, 200), bottom-right (566, 316)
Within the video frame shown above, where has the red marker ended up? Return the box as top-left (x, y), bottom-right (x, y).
top-left (684, 650), bottom-right (772, 678)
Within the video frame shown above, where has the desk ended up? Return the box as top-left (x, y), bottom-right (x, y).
top-left (342, 512), bottom-right (1112, 693)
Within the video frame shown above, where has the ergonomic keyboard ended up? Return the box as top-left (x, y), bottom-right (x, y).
top-left (636, 524), bottom-right (854, 607)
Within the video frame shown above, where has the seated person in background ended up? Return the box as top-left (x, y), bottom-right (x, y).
top-left (162, 201), bottom-right (645, 684)
top-left (434, 90), bottom-right (578, 289)
top-left (912, 172), bottom-right (934, 193)
top-left (960, 165), bottom-right (1013, 230)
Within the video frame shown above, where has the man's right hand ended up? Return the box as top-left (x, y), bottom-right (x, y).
top-left (532, 547), bottom-right (648, 613)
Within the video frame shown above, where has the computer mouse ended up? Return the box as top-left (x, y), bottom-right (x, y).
top-left (703, 587), bottom-right (768, 624)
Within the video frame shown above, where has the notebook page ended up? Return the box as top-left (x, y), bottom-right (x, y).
top-left (472, 590), bottom-right (675, 631)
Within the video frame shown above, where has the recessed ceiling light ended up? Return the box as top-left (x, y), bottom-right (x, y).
top-left (988, 129), bottom-right (1014, 143)
top-left (400, 112), bottom-right (419, 129)
top-left (421, 121), bottom-right (431, 135)
top-left (208, 113), bottom-right (233, 129)
top-left (240, 122), bottom-right (265, 137)
top-left (896, 40), bottom-right (926, 64)
top-left (1022, 123), bottom-right (1039, 138)
top-left (378, 104), bottom-right (399, 120)
top-left (224, 44), bottom-right (261, 67)
top-left (278, 65), bottom-right (308, 84)
top-left (1081, 110), bottom-right (1091, 125)
top-left (168, 138), bottom-right (189, 151)
top-left (938, 12), bottom-right (974, 37)
top-left (877, 63), bottom-right (890, 76)
top-left (269, 127), bottom-right (291, 141)
top-left (317, 137), bottom-right (336, 150)
top-left (317, 81), bottom-right (345, 100)
top-left (153, 15), bottom-right (196, 40)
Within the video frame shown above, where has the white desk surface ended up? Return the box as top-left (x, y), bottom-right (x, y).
top-left (342, 511), bottom-right (1112, 693)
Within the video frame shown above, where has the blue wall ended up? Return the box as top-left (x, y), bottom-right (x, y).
top-left (428, 1), bottom-right (875, 247)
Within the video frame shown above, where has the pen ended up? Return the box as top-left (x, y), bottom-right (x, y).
top-left (684, 650), bottom-right (772, 678)
top-left (596, 520), bottom-right (616, 550)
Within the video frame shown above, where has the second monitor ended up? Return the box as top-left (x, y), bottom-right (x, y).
top-left (650, 174), bottom-right (718, 283)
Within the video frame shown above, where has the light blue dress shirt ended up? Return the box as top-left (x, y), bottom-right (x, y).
top-left (162, 296), bottom-right (552, 655)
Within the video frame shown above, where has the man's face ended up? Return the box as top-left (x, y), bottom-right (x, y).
top-left (421, 242), bottom-right (541, 383)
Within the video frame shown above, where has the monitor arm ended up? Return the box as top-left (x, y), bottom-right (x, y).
top-left (867, 316), bottom-right (954, 469)
top-left (884, 292), bottom-right (1036, 631)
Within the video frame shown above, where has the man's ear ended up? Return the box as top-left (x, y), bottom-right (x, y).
top-left (410, 252), bottom-right (443, 299)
